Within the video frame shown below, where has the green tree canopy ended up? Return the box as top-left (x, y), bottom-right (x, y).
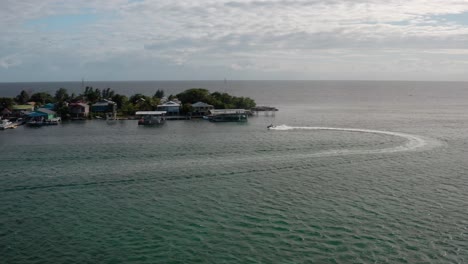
top-left (154, 89), bottom-right (165, 99)
top-left (54, 88), bottom-right (69, 102)
top-left (83, 86), bottom-right (101, 103)
top-left (111, 94), bottom-right (128, 110)
top-left (30, 92), bottom-right (53, 105)
top-left (15, 90), bottom-right (30, 104)
top-left (102, 88), bottom-right (115, 100)
top-left (176, 88), bottom-right (211, 104)
top-left (0, 97), bottom-right (15, 110)
top-left (176, 89), bottom-right (255, 109)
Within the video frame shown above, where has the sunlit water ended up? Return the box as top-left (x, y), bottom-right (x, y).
top-left (1, 81), bottom-right (468, 263)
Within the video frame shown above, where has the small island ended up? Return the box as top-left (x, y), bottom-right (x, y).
top-left (1, 87), bottom-right (264, 127)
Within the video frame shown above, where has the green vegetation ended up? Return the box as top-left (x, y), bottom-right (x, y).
top-left (30, 92), bottom-right (54, 105)
top-left (176, 88), bottom-right (256, 109)
top-left (1, 87), bottom-right (256, 119)
top-left (0, 97), bottom-right (15, 110)
top-left (154, 89), bottom-right (164, 99)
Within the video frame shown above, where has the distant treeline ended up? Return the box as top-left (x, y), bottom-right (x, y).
top-left (0, 87), bottom-right (256, 118)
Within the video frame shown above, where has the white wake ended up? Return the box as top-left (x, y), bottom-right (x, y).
top-left (269, 125), bottom-right (438, 156)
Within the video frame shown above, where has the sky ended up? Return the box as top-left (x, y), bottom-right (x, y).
top-left (1, 0), bottom-right (468, 81)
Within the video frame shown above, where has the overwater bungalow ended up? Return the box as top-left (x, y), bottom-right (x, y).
top-left (92, 100), bottom-right (117, 120)
top-left (191, 101), bottom-right (214, 116)
top-left (136, 111), bottom-right (166, 125)
top-left (27, 108), bottom-right (60, 127)
top-left (207, 109), bottom-right (248, 122)
top-left (157, 101), bottom-right (180, 115)
top-left (69, 102), bottom-right (89, 120)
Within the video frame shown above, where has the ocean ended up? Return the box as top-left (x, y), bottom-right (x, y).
top-left (1, 80), bottom-right (467, 263)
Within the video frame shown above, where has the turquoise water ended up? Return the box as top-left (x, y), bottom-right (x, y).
top-left (1, 81), bottom-right (468, 263)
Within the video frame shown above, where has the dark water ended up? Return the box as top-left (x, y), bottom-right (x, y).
top-left (1, 81), bottom-right (468, 263)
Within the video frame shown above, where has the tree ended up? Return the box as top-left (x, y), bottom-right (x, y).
top-left (176, 88), bottom-right (210, 104)
top-left (154, 89), bottom-right (165, 99)
top-left (168, 94), bottom-right (176, 101)
top-left (54, 88), bottom-right (69, 102)
top-left (129, 94), bottom-right (147, 104)
top-left (83, 86), bottom-right (101, 103)
top-left (181, 103), bottom-right (193, 115)
top-left (0, 97), bottom-right (14, 110)
top-left (15, 90), bottom-right (30, 104)
top-left (55, 101), bottom-right (70, 119)
top-left (208, 92), bottom-right (255, 109)
top-left (102, 88), bottom-right (115, 100)
top-left (121, 101), bottom-right (135, 115)
top-left (111, 94), bottom-right (128, 110)
top-left (30, 92), bottom-right (53, 105)
top-left (129, 94), bottom-right (153, 111)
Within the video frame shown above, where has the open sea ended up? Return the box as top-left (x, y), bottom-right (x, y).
top-left (1, 80), bottom-right (467, 263)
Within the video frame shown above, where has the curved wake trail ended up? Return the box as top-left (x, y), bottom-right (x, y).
top-left (269, 125), bottom-right (438, 157)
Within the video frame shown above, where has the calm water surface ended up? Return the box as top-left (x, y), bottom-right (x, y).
top-left (1, 81), bottom-right (467, 263)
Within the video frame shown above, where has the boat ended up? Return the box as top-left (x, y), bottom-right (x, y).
top-left (267, 124), bottom-right (276, 129)
top-left (0, 119), bottom-right (15, 130)
top-left (26, 118), bottom-right (61, 127)
top-left (135, 111), bottom-right (166, 126)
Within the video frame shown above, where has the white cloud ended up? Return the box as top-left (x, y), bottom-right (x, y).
top-left (1, 0), bottom-right (468, 80)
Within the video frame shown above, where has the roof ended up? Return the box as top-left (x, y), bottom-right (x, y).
top-left (28, 112), bottom-right (47, 117)
top-left (158, 101), bottom-right (180, 107)
top-left (43, 103), bottom-right (55, 109)
top-left (69, 102), bottom-right (88, 107)
top-left (36, 108), bottom-right (56, 115)
top-left (92, 100), bottom-right (116, 106)
top-left (192, 101), bottom-right (213, 107)
top-left (12, 105), bottom-right (34, 110)
top-left (210, 109), bottom-right (247, 115)
top-left (135, 111), bottom-right (167, 115)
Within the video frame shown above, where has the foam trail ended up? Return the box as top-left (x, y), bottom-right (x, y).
top-left (269, 125), bottom-right (436, 156)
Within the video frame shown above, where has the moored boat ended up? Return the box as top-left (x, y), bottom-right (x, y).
top-left (136, 111), bottom-right (167, 126)
top-left (0, 119), bottom-right (15, 130)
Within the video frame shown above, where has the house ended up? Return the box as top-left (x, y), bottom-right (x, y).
top-left (156, 100), bottom-right (180, 115)
top-left (28, 108), bottom-right (56, 120)
top-left (191, 101), bottom-right (214, 116)
top-left (91, 100), bottom-right (117, 113)
top-left (68, 102), bottom-right (89, 119)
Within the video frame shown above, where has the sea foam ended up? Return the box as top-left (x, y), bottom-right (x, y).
top-left (269, 125), bottom-right (439, 156)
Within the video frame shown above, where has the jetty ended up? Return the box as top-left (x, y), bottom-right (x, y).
top-left (251, 106), bottom-right (278, 112)
top-left (251, 106), bottom-right (278, 116)
top-left (207, 109), bottom-right (248, 122)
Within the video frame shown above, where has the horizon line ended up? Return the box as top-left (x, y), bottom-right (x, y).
top-left (2, 79), bottom-right (468, 84)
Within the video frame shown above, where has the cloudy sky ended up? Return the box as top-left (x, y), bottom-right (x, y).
top-left (1, 0), bottom-right (468, 81)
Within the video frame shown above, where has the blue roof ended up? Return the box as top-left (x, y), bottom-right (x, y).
top-left (28, 112), bottom-right (47, 117)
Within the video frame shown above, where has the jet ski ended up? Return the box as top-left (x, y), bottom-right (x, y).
top-left (267, 124), bottom-right (276, 129)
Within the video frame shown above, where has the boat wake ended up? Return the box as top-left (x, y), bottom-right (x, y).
top-left (269, 125), bottom-right (439, 156)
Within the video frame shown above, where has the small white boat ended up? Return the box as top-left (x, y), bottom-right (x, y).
top-left (0, 119), bottom-right (15, 130)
